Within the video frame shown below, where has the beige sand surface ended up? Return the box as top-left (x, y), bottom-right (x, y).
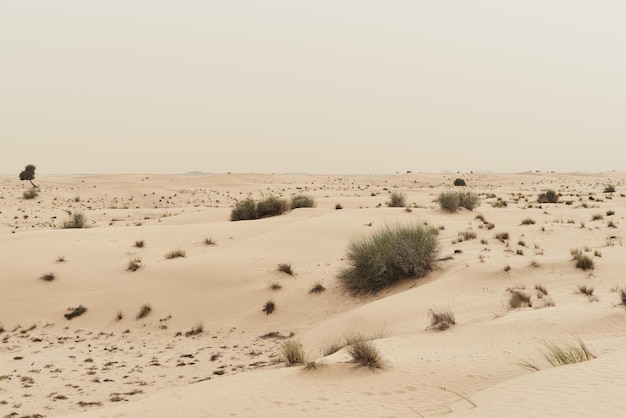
top-left (1, 172), bottom-right (626, 417)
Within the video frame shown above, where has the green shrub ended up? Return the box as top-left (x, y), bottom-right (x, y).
top-left (62, 212), bottom-right (87, 228)
top-left (537, 190), bottom-right (559, 203)
top-left (290, 195), bottom-right (316, 209)
top-left (256, 196), bottom-right (289, 218)
top-left (263, 299), bottom-right (275, 315)
top-left (230, 198), bottom-right (258, 221)
top-left (387, 192), bottom-right (407, 208)
top-left (453, 178), bottom-right (466, 187)
top-left (338, 223), bottom-right (439, 294)
top-left (437, 192), bottom-right (460, 212)
top-left (23, 189), bottom-right (39, 199)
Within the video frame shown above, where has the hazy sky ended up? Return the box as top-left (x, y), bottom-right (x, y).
top-left (2, 1), bottom-right (625, 175)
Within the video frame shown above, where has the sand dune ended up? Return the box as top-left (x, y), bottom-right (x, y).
top-left (1, 172), bottom-right (625, 417)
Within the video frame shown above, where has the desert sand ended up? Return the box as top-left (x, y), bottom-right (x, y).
top-left (1, 171), bottom-right (626, 418)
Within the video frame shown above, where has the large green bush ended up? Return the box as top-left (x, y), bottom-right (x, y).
top-left (338, 224), bottom-right (439, 294)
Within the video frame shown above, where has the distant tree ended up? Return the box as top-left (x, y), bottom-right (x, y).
top-left (453, 178), bottom-right (467, 187)
top-left (19, 164), bottom-right (38, 188)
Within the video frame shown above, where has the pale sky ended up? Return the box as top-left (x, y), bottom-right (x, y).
top-left (2, 1), bottom-right (625, 175)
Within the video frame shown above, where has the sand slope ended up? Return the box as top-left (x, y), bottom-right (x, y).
top-left (1, 172), bottom-right (625, 417)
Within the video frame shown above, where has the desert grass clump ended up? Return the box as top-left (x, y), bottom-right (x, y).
top-left (136, 304), bottom-right (152, 320)
top-left (256, 196), bottom-right (289, 218)
top-left (116, 310), bottom-right (123, 321)
top-left (427, 308), bottom-right (456, 330)
top-left (263, 299), bottom-right (276, 315)
top-left (64, 305), bottom-right (87, 320)
top-left (39, 272), bottom-right (55, 282)
top-left (134, 240), bottom-right (145, 248)
top-left (62, 211), bottom-right (87, 228)
top-left (309, 281), bottom-right (326, 294)
top-left (346, 338), bottom-right (383, 368)
top-left (495, 232), bottom-right (510, 243)
top-left (458, 191), bottom-right (480, 210)
top-left (387, 192), bottom-right (407, 208)
top-left (277, 263), bottom-right (294, 276)
top-left (604, 184), bottom-right (616, 193)
top-left (164, 249), bottom-right (186, 259)
top-left (508, 290), bottom-right (532, 308)
top-left (437, 191), bottom-right (460, 212)
top-left (618, 289), bottom-right (626, 305)
top-left (453, 178), bottom-right (466, 186)
top-left (23, 189), bottom-right (39, 199)
top-left (606, 209), bottom-right (615, 216)
top-left (127, 258), bottom-right (142, 272)
top-left (521, 218), bottom-right (536, 225)
top-left (230, 198), bottom-right (258, 221)
top-left (537, 190), bottom-right (559, 203)
top-left (269, 281), bottom-right (282, 290)
top-left (185, 323), bottom-right (204, 337)
top-left (290, 194), bottom-right (316, 209)
top-left (280, 339), bottom-right (305, 366)
top-left (458, 230), bottom-right (477, 241)
top-left (543, 338), bottom-right (596, 367)
top-left (204, 237), bottom-right (216, 246)
top-left (577, 284), bottom-right (594, 296)
top-left (338, 223), bottom-right (439, 294)
top-left (335, 203), bottom-right (343, 210)
top-left (574, 254), bottom-right (594, 270)
top-left (56, 255), bottom-right (66, 262)
top-left (592, 214), bottom-right (603, 221)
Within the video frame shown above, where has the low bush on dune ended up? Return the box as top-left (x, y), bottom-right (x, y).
top-left (256, 196), bottom-right (289, 218)
top-left (427, 308), bottom-right (456, 330)
top-left (338, 223), bottom-right (439, 294)
top-left (537, 190), bottom-right (559, 203)
top-left (290, 194), bottom-right (316, 209)
top-left (544, 338), bottom-right (596, 367)
top-left (65, 305), bottom-right (87, 320)
top-left (346, 337), bottom-right (383, 368)
top-left (136, 304), bottom-right (152, 320)
top-left (387, 192), bottom-right (407, 208)
top-left (230, 198), bottom-right (258, 221)
top-left (458, 191), bottom-right (480, 211)
top-left (437, 191), bottom-right (480, 212)
top-left (453, 178), bottom-right (467, 186)
top-left (62, 211), bottom-right (88, 228)
top-left (263, 299), bottom-right (276, 315)
top-left (280, 339), bottom-right (305, 366)
top-left (277, 263), bottom-right (294, 276)
top-left (164, 249), bottom-right (186, 259)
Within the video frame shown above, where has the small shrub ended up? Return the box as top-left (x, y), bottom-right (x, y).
top-left (256, 196), bottom-right (289, 218)
top-left (387, 192), bottom-right (407, 208)
top-left (607, 219), bottom-right (617, 228)
top-left (136, 304), bottom-right (152, 320)
top-left (604, 184), bottom-right (616, 193)
top-left (65, 305), bottom-right (87, 320)
top-left (575, 255), bottom-right (594, 270)
top-left (291, 195), bottom-right (316, 209)
top-left (277, 263), bottom-right (294, 276)
top-left (577, 284), bottom-right (594, 296)
top-left (134, 240), bottom-right (145, 248)
top-left (230, 198), bottom-right (258, 221)
top-left (309, 281), bottom-right (326, 294)
top-left (437, 192), bottom-right (460, 212)
top-left (509, 290), bottom-right (532, 308)
top-left (592, 214), bottom-right (603, 221)
top-left (280, 339), bottom-right (305, 366)
top-left (619, 289), bottom-right (626, 305)
top-left (521, 218), bottom-right (535, 225)
top-left (116, 311), bottom-right (123, 321)
top-left (495, 232), bottom-right (509, 242)
top-left (23, 189), bottom-right (39, 199)
top-left (606, 210), bottom-right (615, 216)
top-left (516, 249), bottom-right (524, 255)
top-left (127, 258), bottom-right (142, 272)
top-left (338, 223), bottom-right (439, 294)
top-left (491, 199), bottom-right (508, 208)
top-left (39, 272), bottom-right (55, 282)
top-left (335, 203), bottom-right (343, 210)
top-left (427, 308), bottom-right (456, 330)
top-left (544, 338), bottom-right (596, 367)
top-left (537, 190), bottom-right (559, 203)
top-left (269, 282), bottom-right (282, 290)
top-left (458, 230), bottom-right (477, 241)
top-left (504, 265), bottom-right (511, 272)
top-left (164, 249), bottom-right (186, 259)
top-left (453, 178), bottom-right (466, 187)
top-left (62, 212), bottom-right (87, 228)
top-left (56, 255), bottom-right (66, 262)
top-left (263, 299), bottom-right (275, 315)
top-left (346, 338), bottom-right (383, 368)
top-left (204, 237), bottom-right (216, 246)
top-left (518, 240), bottom-right (526, 247)
top-left (185, 323), bottom-right (203, 337)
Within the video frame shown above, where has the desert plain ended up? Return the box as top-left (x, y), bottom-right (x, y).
top-left (1, 171), bottom-right (626, 418)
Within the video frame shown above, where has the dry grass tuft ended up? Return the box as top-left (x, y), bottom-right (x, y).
top-left (427, 308), bottom-right (456, 330)
top-left (280, 339), bottom-right (305, 366)
top-left (346, 338), bottom-right (383, 368)
top-left (136, 304), bottom-right (152, 320)
top-left (277, 263), bottom-right (294, 276)
top-left (164, 249), bottom-right (186, 259)
top-left (544, 338), bottom-right (596, 367)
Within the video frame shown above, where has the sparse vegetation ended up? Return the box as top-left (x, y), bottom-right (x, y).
top-left (495, 232), bottom-right (509, 243)
top-left (185, 323), bottom-right (204, 337)
top-left (134, 240), bottom-right (145, 248)
top-left (508, 290), bottom-right (532, 308)
top-left (230, 198), bottom-right (258, 221)
top-left (346, 338), bottom-right (383, 368)
top-left (164, 249), bottom-right (186, 259)
top-left (56, 255), bottom-right (66, 262)
top-left (427, 308), bottom-right (456, 330)
top-left (387, 192), bottom-right (407, 207)
top-left (577, 284), bottom-right (594, 296)
top-left (39, 272), bottom-right (55, 282)
top-left (127, 258), bottom-right (142, 272)
top-left (62, 211), bottom-right (87, 228)
top-left (604, 184), bottom-right (616, 193)
top-left (277, 263), bottom-right (294, 276)
top-left (521, 218), bottom-right (535, 225)
top-left (453, 178), bottom-right (466, 187)
top-left (23, 188), bottom-right (39, 199)
top-left (263, 299), bottom-right (276, 315)
top-left (543, 338), bottom-right (596, 367)
top-left (280, 339), bottom-right (305, 366)
top-left (291, 194), bottom-right (316, 209)
top-left (458, 230), bottom-right (477, 241)
top-left (309, 281), bottom-right (326, 294)
top-left (257, 196), bottom-right (289, 218)
top-left (136, 304), bottom-right (152, 320)
top-left (204, 237), bottom-right (216, 246)
top-left (592, 214), bottom-right (603, 221)
top-left (335, 203), bottom-right (343, 210)
top-left (269, 281), bottom-right (282, 290)
top-left (574, 254), bottom-right (594, 270)
top-left (437, 191), bottom-right (480, 212)
top-left (64, 305), bottom-right (87, 320)
top-left (338, 223), bottom-right (439, 294)
top-left (537, 190), bottom-right (559, 203)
